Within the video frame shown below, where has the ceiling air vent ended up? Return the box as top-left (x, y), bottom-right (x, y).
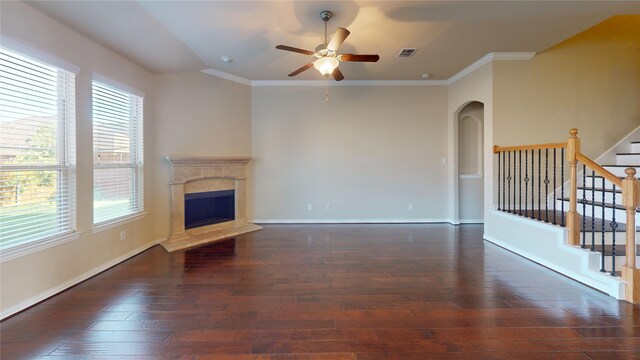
top-left (397, 48), bottom-right (418, 58)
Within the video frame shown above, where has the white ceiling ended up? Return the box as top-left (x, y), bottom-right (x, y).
top-left (25, 1), bottom-right (640, 81)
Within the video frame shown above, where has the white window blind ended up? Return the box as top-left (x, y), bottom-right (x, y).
top-left (0, 47), bottom-right (76, 247)
top-left (92, 80), bottom-right (143, 224)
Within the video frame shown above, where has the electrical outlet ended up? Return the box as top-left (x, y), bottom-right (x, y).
top-left (408, 203), bottom-right (414, 211)
top-left (307, 204), bottom-right (313, 211)
top-left (325, 204), bottom-right (331, 210)
top-left (119, 230), bottom-right (126, 241)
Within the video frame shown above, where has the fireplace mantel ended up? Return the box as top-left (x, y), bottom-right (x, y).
top-left (166, 156), bottom-right (251, 167)
top-left (161, 156), bottom-right (261, 252)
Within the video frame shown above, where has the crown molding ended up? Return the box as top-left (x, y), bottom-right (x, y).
top-left (201, 68), bottom-right (251, 86)
top-left (200, 52), bottom-right (536, 88)
top-left (447, 52), bottom-right (536, 85)
top-left (251, 79), bottom-right (448, 87)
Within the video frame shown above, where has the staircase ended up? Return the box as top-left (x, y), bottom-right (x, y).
top-left (559, 139), bottom-right (640, 276)
top-left (493, 128), bottom-right (640, 303)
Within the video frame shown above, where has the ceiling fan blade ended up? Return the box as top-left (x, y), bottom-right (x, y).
top-left (332, 68), bottom-right (344, 81)
top-left (327, 28), bottom-right (350, 52)
top-left (338, 54), bottom-right (380, 62)
top-left (276, 45), bottom-right (315, 56)
top-left (288, 62), bottom-right (314, 77)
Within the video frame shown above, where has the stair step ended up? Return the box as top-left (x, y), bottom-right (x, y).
top-left (501, 209), bottom-right (566, 225)
top-left (615, 153), bottom-right (640, 165)
top-left (601, 165), bottom-right (639, 177)
top-left (501, 209), bottom-right (638, 231)
top-left (584, 174), bottom-right (624, 185)
top-left (577, 187), bottom-right (621, 193)
top-left (590, 244), bottom-right (640, 257)
top-left (576, 187), bottom-right (623, 205)
top-left (558, 197), bottom-right (640, 213)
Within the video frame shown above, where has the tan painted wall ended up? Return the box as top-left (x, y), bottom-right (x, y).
top-left (447, 63), bottom-right (494, 223)
top-left (251, 85), bottom-right (449, 221)
top-left (0, 2), bottom-right (156, 315)
top-left (493, 16), bottom-right (640, 158)
top-left (458, 102), bottom-right (485, 222)
top-left (151, 72), bottom-right (252, 238)
top-left (2, 5), bottom-right (637, 316)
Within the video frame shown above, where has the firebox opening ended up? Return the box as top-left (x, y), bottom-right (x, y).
top-left (184, 189), bottom-right (235, 230)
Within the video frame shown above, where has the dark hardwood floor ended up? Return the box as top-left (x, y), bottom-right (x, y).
top-left (2, 224), bottom-right (639, 359)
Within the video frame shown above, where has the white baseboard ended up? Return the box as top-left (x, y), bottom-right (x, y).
top-left (458, 219), bottom-right (484, 224)
top-left (252, 218), bottom-right (451, 224)
top-left (0, 238), bottom-right (161, 320)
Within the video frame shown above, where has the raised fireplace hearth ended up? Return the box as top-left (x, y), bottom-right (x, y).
top-left (161, 156), bottom-right (262, 252)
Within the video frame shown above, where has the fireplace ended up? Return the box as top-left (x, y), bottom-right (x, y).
top-left (161, 156), bottom-right (262, 252)
top-left (185, 189), bottom-right (235, 229)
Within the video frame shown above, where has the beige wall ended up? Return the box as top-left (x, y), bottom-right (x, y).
top-left (447, 63), bottom-right (494, 223)
top-left (251, 85), bottom-right (449, 221)
top-left (1, 2), bottom-right (156, 315)
top-left (2, 5), bottom-right (637, 317)
top-left (151, 71), bottom-right (251, 238)
top-left (493, 16), bottom-right (640, 158)
top-left (457, 102), bottom-right (485, 222)
top-left (485, 15), bottom-right (640, 247)
top-left (458, 102), bottom-right (484, 175)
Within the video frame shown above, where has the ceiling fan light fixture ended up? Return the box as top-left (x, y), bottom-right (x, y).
top-left (313, 57), bottom-right (339, 76)
top-left (275, 9), bottom-right (379, 81)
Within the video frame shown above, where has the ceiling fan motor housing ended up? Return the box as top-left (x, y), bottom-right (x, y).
top-left (320, 10), bottom-right (332, 22)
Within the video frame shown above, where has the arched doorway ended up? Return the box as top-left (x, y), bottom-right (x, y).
top-left (457, 102), bottom-right (484, 223)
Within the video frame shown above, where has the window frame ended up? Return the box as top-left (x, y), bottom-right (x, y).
top-left (0, 42), bottom-right (80, 262)
top-left (91, 75), bottom-right (145, 228)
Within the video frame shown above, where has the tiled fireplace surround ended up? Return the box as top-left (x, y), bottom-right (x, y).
top-left (161, 156), bottom-right (262, 252)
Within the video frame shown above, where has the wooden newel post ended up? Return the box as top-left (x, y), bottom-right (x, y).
top-left (622, 167), bottom-right (640, 303)
top-left (566, 128), bottom-right (581, 246)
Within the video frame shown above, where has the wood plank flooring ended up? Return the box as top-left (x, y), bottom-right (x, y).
top-left (2, 224), bottom-right (639, 359)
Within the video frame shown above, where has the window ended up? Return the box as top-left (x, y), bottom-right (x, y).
top-left (92, 80), bottom-right (143, 224)
top-left (0, 47), bottom-right (76, 248)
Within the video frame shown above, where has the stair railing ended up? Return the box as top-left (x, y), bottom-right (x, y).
top-left (494, 128), bottom-right (639, 303)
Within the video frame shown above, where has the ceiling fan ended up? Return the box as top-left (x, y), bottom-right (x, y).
top-left (275, 10), bottom-right (380, 81)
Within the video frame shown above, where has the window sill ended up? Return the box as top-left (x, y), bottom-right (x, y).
top-left (92, 212), bottom-right (148, 234)
top-left (1, 231), bottom-right (82, 263)
top-left (459, 174), bottom-right (484, 179)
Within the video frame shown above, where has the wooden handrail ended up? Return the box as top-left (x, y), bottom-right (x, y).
top-left (575, 152), bottom-right (623, 187)
top-left (493, 142), bottom-right (566, 153)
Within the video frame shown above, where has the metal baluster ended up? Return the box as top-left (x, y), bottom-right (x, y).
top-left (513, 150), bottom-right (517, 213)
top-left (524, 150), bottom-right (529, 217)
top-left (582, 164), bottom-right (586, 248)
top-left (553, 148), bottom-right (557, 224)
top-left (503, 151), bottom-right (506, 211)
top-left (498, 152), bottom-right (501, 211)
top-left (610, 184), bottom-right (618, 276)
top-left (544, 149), bottom-right (549, 222)
top-left (600, 176), bottom-right (606, 272)
top-left (538, 149), bottom-right (541, 220)
top-left (519, 150), bottom-right (522, 215)
top-left (561, 148), bottom-right (565, 226)
top-left (532, 149), bottom-right (535, 219)
top-left (591, 169), bottom-right (595, 251)
top-left (508, 151), bottom-right (511, 213)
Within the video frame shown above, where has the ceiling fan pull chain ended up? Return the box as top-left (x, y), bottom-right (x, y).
top-left (325, 84), bottom-right (329, 103)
